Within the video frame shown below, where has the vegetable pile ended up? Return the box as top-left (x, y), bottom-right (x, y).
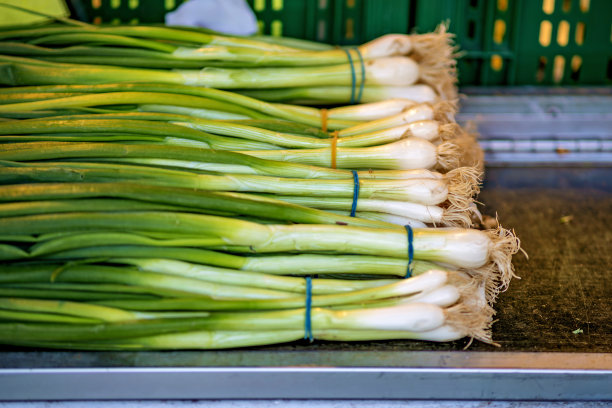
top-left (0, 10), bottom-right (520, 350)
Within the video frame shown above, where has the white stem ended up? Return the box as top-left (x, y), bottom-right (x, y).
top-left (404, 120), bottom-right (441, 141)
top-left (357, 199), bottom-right (445, 221)
top-left (362, 85), bottom-right (438, 103)
top-left (343, 212), bottom-right (429, 228)
top-left (400, 284), bottom-right (461, 307)
top-left (359, 34), bottom-right (413, 58)
top-left (384, 137), bottom-right (439, 170)
top-left (340, 103), bottom-right (435, 136)
top-left (417, 228), bottom-right (492, 269)
top-left (318, 302), bottom-right (446, 332)
top-left (328, 98), bottom-right (417, 121)
top-left (364, 57), bottom-right (420, 86)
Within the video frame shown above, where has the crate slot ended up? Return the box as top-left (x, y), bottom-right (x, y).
top-left (540, 20), bottom-right (553, 47)
top-left (580, 0), bottom-right (591, 12)
top-left (491, 55), bottom-right (504, 71)
top-left (272, 0), bottom-right (284, 11)
top-left (570, 55), bottom-right (583, 81)
top-left (557, 20), bottom-right (570, 46)
top-left (553, 55), bottom-right (566, 83)
top-left (345, 17), bottom-right (354, 39)
top-left (493, 19), bottom-right (506, 43)
top-left (468, 20), bottom-right (477, 39)
top-left (543, 0), bottom-right (555, 14)
top-left (562, 0), bottom-right (572, 13)
top-left (575, 21), bottom-right (585, 45)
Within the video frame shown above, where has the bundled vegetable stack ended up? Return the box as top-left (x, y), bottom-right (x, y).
top-left (0, 12), bottom-right (519, 350)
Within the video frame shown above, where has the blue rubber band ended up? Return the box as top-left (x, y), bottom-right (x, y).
top-left (342, 48), bottom-right (357, 104)
top-left (353, 47), bottom-right (366, 104)
top-left (404, 225), bottom-right (414, 278)
top-left (350, 170), bottom-right (360, 217)
top-left (304, 276), bottom-right (313, 342)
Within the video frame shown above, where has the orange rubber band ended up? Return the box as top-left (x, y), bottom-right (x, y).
top-left (320, 108), bottom-right (328, 133)
top-left (331, 130), bottom-right (338, 169)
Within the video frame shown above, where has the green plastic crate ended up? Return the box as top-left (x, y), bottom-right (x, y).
top-left (415, 0), bottom-right (612, 85)
top-left (74, 0), bottom-right (611, 85)
top-left (77, 0), bottom-right (411, 44)
top-left (246, 0), bottom-right (410, 45)
top-left (75, 0), bottom-right (187, 25)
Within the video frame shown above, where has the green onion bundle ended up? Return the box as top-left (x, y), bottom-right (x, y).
top-left (0, 18), bottom-right (457, 103)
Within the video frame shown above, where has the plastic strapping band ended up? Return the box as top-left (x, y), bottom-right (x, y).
top-left (304, 276), bottom-right (314, 342)
top-left (320, 108), bottom-right (328, 132)
top-left (350, 170), bottom-right (360, 217)
top-left (404, 225), bottom-right (414, 278)
top-left (330, 130), bottom-right (338, 169)
top-left (354, 47), bottom-right (366, 104)
top-left (342, 48), bottom-right (357, 104)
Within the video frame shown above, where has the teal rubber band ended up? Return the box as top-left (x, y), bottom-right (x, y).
top-left (353, 47), bottom-right (366, 104)
top-left (404, 225), bottom-right (414, 278)
top-left (350, 170), bottom-right (359, 217)
top-left (342, 48), bottom-right (357, 104)
top-left (304, 276), bottom-right (313, 342)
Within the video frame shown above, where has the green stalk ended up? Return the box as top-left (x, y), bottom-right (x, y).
top-left (0, 327), bottom-right (466, 350)
top-left (0, 92), bottom-right (272, 119)
top-left (0, 181), bottom-right (393, 228)
top-left (0, 309), bottom-right (100, 324)
top-left (5, 40), bottom-right (338, 67)
top-left (0, 53), bottom-right (408, 89)
top-left (0, 198), bottom-right (232, 218)
top-left (0, 91), bottom-right (88, 103)
top-left (0, 4), bottom-right (90, 27)
top-left (0, 325), bottom-right (304, 347)
top-left (0, 164), bottom-right (446, 202)
top-left (0, 285), bottom-right (160, 301)
top-left (15, 327), bottom-right (463, 350)
top-left (0, 244), bottom-right (28, 260)
top-left (29, 33), bottom-right (178, 52)
top-left (255, 194), bottom-right (445, 221)
top-left (39, 56), bottom-right (228, 69)
top-left (13, 232), bottom-right (442, 278)
top-left (4, 281), bottom-right (200, 299)
top-left (240, 137), bottom-right (447, 170)
top-left (1, 266), bottom-right (445, 312)
top-left (0, 297), bottom-right (150, 322)
top-left (250, 35), bottom-right (334, 51)
top-left (0, 83), bottom-right (358, 129)
top-left (0, 142), bottom-right (354, 179)
top-left (226, 119), bottom-right (329, 138)
top-left (0, 134), bottom-right (169, 143)
top-left (0, 210), bottom-right (498, 270)
top-left (0, 25), bottom-right (300, 51)
top-left (106, 258), bottom-right (397, 295)
top-left (28, 235), bottom-right (245, 261)
top-left (0, 117), bottom-right (278, 150)
top-left (0, 264), bottom-right (295, 300)
top-left (239, 85), bottom-right (437, 105)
